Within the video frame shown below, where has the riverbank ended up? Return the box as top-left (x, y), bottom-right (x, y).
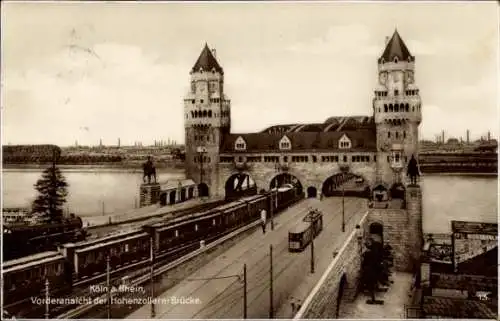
top-left (2, 162), bottom-right (184, 172)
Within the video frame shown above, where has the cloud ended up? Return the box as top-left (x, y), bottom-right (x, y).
top-left (3, 43), bottom-right (188, 145)
top-left (286, 24), bottom-right (380, 56)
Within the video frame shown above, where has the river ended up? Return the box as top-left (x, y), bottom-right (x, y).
top-left (2, 169), bottom-right (497, 234)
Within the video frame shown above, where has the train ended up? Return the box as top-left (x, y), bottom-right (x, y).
top-left (288, 209), bottom-right (323, 252)
top-left (2, 187), bottom-right (303, 309)
top-left (3, 215), bottom-right (88, 261)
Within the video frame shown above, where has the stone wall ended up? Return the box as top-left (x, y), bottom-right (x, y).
top-left (296, 211), bottom-right (369, 319)
top-left (367, 185), bottom-right (423, 272)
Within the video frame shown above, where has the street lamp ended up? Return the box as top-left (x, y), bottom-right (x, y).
top-left (270, 162), bottom-right (280, 231)
top-left (339, 165), bottom-right (349, 233)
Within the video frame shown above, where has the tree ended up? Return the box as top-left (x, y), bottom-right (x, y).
top-left (360, 240), bottom-right (394, 304)
top-left (31, 159), bottom-right (69, 223)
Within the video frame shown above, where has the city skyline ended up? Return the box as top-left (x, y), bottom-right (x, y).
top-left (2, 1), bottom-right (498, 146)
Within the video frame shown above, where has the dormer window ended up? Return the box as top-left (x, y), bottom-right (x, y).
top-left (234, 136), bottom-right (246, 151)
top-left (279, 135), bottom-right (292, 150)
top-left (394, 56), bottom-right (398, 63)
top-left (338, 134), bottom-right (352, 149)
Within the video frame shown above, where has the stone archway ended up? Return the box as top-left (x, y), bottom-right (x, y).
top-left (225, 173), bottom-right (257, 200)
top-left (198, 183), bottom-right (209, 197)
top-left (160, 193), bottom-right (167, 206)
top-left (269, 173), bottom-right (303, 195)
top-left (307, 186), bottom-right (317, 198)
top-left (321, 172), bottom-right (370, 198)
top-left (372, 184), bottom-right (389, 202)
top-left (336, 274), bottom-right (347, 318)
top-left (169, 190), bottom-right (176, 204)
top-left (390, 183), bottom-right (406, 200)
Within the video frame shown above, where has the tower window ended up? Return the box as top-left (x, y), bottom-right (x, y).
top-left (384, 104), bottom-right (388, 112)
top-left (388, 132), bottom-right (391, 138)
top-left (394, 89), bottom-right (399, 96)
top-left (192, 100), bottom-right (195, 104)
top-left (396, 132), bottom-right (399, 139)
top-left (343, 155), bottom-right (347, 162)
top-left (405, 104), bottom-right (409, 112)
top-left (389, 104), bottom-right (393, 112)
top-left (200, 99), bottom-right (204, 104)
top-left (208, 110), bottom-right (212, 117)
top-left (403, 131), bottom-right (406, 138)
top-left (395, 104), bottom-right (399, 112)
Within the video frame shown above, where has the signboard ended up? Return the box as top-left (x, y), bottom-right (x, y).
top-left (451, 221), bottom-right (498, 268)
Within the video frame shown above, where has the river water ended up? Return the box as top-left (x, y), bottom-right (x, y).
top-left (2, 169), bottom-right (497, 234)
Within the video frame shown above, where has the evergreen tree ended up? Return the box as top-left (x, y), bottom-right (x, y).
top-left (360, 240), bottom-right (393, 304)
top-left (31, 160), bottom-right (69, 223)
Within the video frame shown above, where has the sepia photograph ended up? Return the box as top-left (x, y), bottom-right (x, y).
top-left (1, 1), bottom-right (498, 319)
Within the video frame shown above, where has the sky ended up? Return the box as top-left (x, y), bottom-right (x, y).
top-left (2, 1), bottom-right (499, 146)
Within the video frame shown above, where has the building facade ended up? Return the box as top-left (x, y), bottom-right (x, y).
top-left (184, 30), bottom-right (422, 201)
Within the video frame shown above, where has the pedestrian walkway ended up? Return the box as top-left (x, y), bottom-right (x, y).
top-left (338, 272), bottom-right (414, 319)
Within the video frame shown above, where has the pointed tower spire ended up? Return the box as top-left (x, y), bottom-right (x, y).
top-left (191, 43), bottom-right (224, 74)
top-left (379, 29), bottom-right (414, 63)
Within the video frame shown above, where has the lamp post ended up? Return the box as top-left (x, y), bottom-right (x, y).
top-left (150, 236), bottom-right (156, 318)
top-left (270, 162), bottom-right (279, 231)
top-left (340, 165), bottom-right (349, 233)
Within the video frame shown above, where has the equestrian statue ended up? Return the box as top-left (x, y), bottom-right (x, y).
top-left (142, 156), bottom-right (157, 184)
top-left (406, 154), bottom-right (420, 185)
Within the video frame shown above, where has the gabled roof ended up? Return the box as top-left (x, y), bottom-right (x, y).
top-left (221, 129), bottom-right (376, 153)
top-left (379, 30), bottom-right (414, 63)
top-left (191, 43), bottom-right (224, 74)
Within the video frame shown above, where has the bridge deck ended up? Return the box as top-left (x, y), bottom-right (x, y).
top-left (127, 197), bottom-right (368, 319)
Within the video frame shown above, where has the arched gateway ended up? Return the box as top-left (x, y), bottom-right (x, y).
top-left (321, 173), bottom-right (370, 198)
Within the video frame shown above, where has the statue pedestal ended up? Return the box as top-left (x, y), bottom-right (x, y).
top-left (140, 183), bottom-right (161, 207)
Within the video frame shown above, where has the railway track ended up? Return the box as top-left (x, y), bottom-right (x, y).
top-left (7, 214), bottom-right (271, 319)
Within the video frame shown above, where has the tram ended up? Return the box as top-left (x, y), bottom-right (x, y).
top-left (288, 209), bottom-right (323, 252)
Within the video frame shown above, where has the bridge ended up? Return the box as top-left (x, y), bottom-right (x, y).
top-left (418, 152), bottom-right (497, 174)
top-left (69, 182), bottom-right (419, 319)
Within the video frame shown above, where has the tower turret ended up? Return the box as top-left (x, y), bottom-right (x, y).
top-left (184, 44), bottom-right (231, 196)
top-left (373, 30), bottom-right (422, 185)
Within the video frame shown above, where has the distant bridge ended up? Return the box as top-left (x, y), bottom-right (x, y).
top-left (418, 152), bottom-right (497, 174)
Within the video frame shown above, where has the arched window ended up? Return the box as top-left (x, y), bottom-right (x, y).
top-left (388, 131), bottom-right (391, 138)
top-left (405, 103), bottom-right (409, 112)
top-left (394, 57), bottom-right (398, 63)
top-left (208, 110), bottom-right (212, 117)
top-left (389, 104), bottom-right (393, 112)
top-left (395, 104), bottom-right (399, 112)
top-left (384, 104), bottom-right (388, 112)
top-left (412, 106), bottom-right (415, 112)
top-left (191, 111), bottom-right (195, 118)
top-left (203, 110), bottom-right (207, 117)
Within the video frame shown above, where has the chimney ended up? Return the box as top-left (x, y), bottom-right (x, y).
top-left (442, 130), bottom-right (445, 144)
top-left (466, 130), bottom-right (470, 144)
top-left (212, 49), bottom-right (217, 58)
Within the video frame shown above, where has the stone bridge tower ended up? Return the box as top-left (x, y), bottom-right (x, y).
top-left (370, 30), bottom-right (423, 272)
top-left (373, 30), bottom-right (422, 186)
top-left (184, 44), bottom-right (231, 196)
